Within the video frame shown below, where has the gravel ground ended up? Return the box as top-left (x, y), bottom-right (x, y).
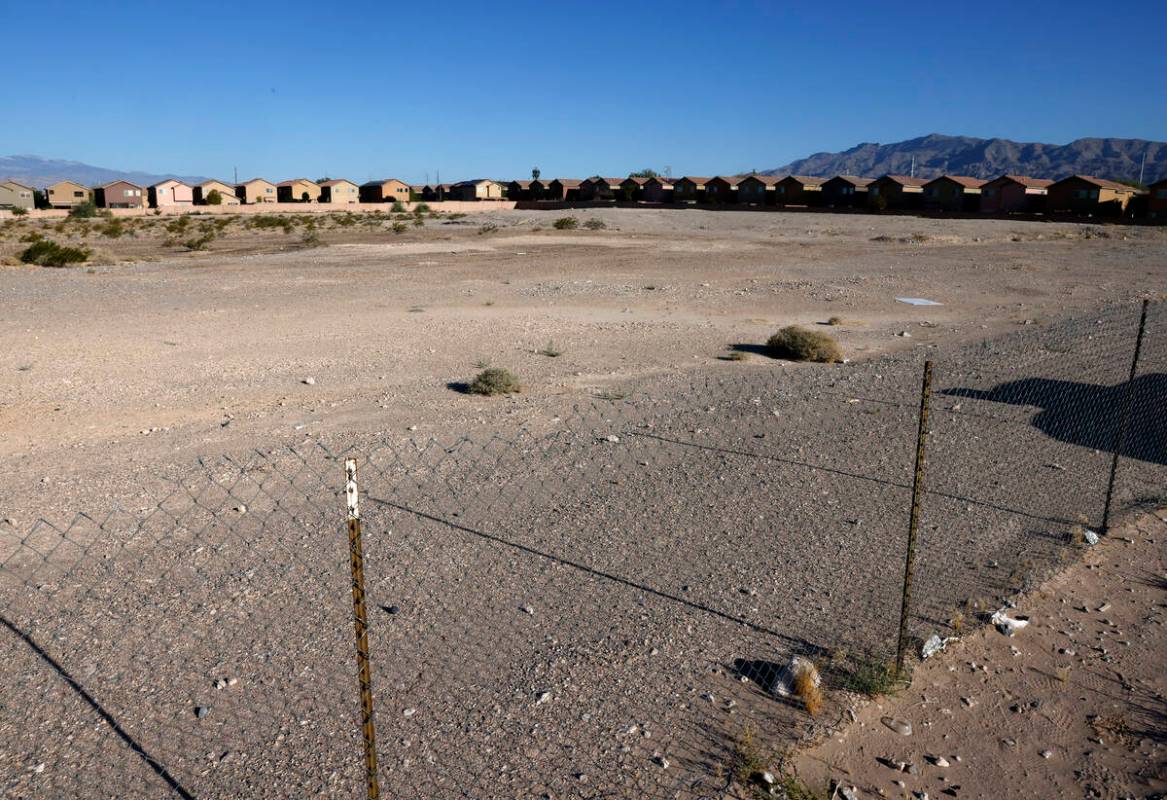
top-left (1, 210), bottom-right (1164, 798)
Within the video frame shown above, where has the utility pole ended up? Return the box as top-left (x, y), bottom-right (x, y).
top-left (910, 155), bottom-right (916, 178)
top-left (233, 166), bottom-right (238, 184)
top-left (1139, 149), bottom-right (1147, 185)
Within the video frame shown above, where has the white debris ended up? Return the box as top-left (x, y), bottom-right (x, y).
top-left (990, 608), bottom-right (1031, 636)
top-left (302, 377), bottom-right (316, 386)
top-left (1084, 529), bottom-right (1100, 545)
top-left (896, 297), bottom-right (943, 306)
top-left (770, 656), bottom-right (820, 698)
top-left (921, 634), bottom-right (958, 659)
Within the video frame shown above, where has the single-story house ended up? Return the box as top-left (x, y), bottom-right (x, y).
top-left (703, 176), bottom-right (741, 204)
top-left (579, 177), bottom-right (622, 201)
top-left (95, 180), bottom-right (145, 209)
top-left (546, 179), bottom-right (581, 201)
top-left (451, 179), bottom-right (505, 200)
top-left (820, 176), bottom-right (873, 207)
top-left (45, 180), bottom-right (92, 208)
top-left (619, 176), bottom-right (651, 201)
top-left (507, 180), bottom-right (534, 201)
top-left (1046, 175), bottom-right (1144, 217)
top-left (193, 180), bottom-right (240, 205)
top-left (277, 178), bottom-right (322, 203)
top-left (867, 175), bottom-right (927, 209)
top-left (775, 175), bottom-right (824, 205)
top-left (361, 179), bottom-right (412, 203)
top-left (318, 179), bottom-right (359, 204)
top-left (147, 179), bottom-right (194, 208)
top-left (1148, 178), bottom-right (1167, 221)
top-left (529, 179), bottom-right (552, 200)
top-left (737, 175), bottom-right (781, 205)
top-left (978, 175), bottom-right (1052, 214)
top-left (673, 177), bottom-right (711, 203)
top-left (235, 179), bottom-right (277, 204)
top-left (0, 180), bottom-right (36, 209)
top-left (921, 175), bottom-right (985, 212)
top-left (642, 177), bottom-right (675, 203)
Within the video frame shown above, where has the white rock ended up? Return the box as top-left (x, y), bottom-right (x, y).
top-left (990, 608), bottom-right (1031, 636)
top-left (1084, 530), bottom-right (1100, 545)
top-left (922, 634), bottom-right (957, 659)
top-left (881, 716), bottom-right (912, 736)
top-left (302, 377), bottom-right (316, 386)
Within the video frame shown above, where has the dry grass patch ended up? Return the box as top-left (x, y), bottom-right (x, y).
top-left (766, 326), bottom-right (843, 363)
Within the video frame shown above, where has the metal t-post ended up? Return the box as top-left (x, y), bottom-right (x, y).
top-left (895, 360), bottom-right (933, 678)
top-left (1102, 299), bottom-right (1150, 533)
top-left (345, 459), bottom-right (380, 800)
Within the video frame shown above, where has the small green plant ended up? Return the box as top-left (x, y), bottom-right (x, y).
top-left (390, 200), bottom-right (405, 213)
top-left (478, 222), bottom-right (499, 235)
top-left (412, 215), bottom-right (424, 227)
top-left (468, 367), bottom-right (521, 396)
top-left (553, 217), bottom-right (578, 230)
top-left (19, 231), bottom-right (43, 243)
top-left (166, 216), bottom-right (191, 233)
top-left (413, 203), bottom-right (431, 214)
top-left (392, 221), bottom-right (407, 234)
top-left (583, 217), bottom-right (606, 230)
top-left (69, 202), bottom-right (98, 219)
top-left (537, 340), bottom-right (562, 357)
top-left (19, 240), bottom-right (90, 267)
top-left (725, 351), bottom-right (748, 361)
top-left (99, 219), bottom-right (127, 238)
top-left (10, 207), bottom-right (28, 217)
top-left (841, 656), bottom-right (901, 697)
top-left (765, 326), bottom-right (843, 363)
top-left (301, 229), bottom-right (321, 247)
top-left (183, 233), bottom-right (215, 251)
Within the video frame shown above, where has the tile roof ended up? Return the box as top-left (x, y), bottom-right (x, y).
top-left (925, 175), bottom-right (986, 189)
top-left (826, 175), bottom-right (875, 187)
top-left (879, 175), bottom-right (928, 187)
top-left (992, 175), bottom-right (1054, 189)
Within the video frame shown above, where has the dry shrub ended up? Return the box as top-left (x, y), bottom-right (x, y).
top-left (793, 668), bottom-right (823, 716)
top-left (468, 368), bottom-right (521, 396)
top-left (826, 315), bottom-right (844, 326)
top-left (766, 326), bottom-right (843, 363)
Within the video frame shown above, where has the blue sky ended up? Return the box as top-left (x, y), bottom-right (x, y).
top-left (2, 1), bottom-right (1164, 183)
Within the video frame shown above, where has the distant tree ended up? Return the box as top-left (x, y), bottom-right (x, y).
top-left (629, 168), bottom-right (659, 178)
top-left (532, 167), bottom-right (541, 180)
top-left (301, 191), bottom-right (310, 202)
top-left (206, 189), bottom-right (223, 206)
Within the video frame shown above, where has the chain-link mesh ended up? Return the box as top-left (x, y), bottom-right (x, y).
top-left (2, 300), bottom-right (1163, 798)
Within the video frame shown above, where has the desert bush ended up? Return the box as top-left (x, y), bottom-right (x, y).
top-left (205, 189), bottom-right (223, 205)
top-left (793, 667), bottom-right (823, 716)
top-left (583, 217), bottom-right (606, 230)
top-left (390, 200), bottom-right (405, 213)
top-left (11, 207), bottom-right (28, 217)
top-left (468, 367), bottom-right (521, 396)
top-left (765, 326), bottom-right (843, 363)
top-left (553, 217), bottom-right (578, 230)
top-left (183, 233), bottom-right (215, 251)
top-left (69, 202), bottom-right (99, 218)
top-left (841, 657), bottom-right (900, 697)
top-left (392, 221), bottom-right (407, 234)
top-left (99, 219), bottom-right (127, 238)
top-left (412, 216), bottom-right (424, 227)
top-left (478, 222), bottom-right (498, 235)
top-left (413, 203), bottom-right (431, 214)
top-left (19, 231), bottom-right (43, 243)
top-left (166, 216), bottom-right (191, 234)
top-left (19, 239), bottom-right (90, 267)
top-left (826, 315), bottom-right (844, 326)
top-left (301, 229), bottom-right (321, 247)
top-left (250, 215), bottom-right (293, 233)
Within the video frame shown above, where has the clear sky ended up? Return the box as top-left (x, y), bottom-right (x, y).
top-left (2, 0), bottom-right (1164, 183)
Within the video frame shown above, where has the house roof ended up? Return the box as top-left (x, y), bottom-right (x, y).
top-left (99, 180), bottom-right (144, 189)
top-left (924, 175), bottom-right (986, 189)
top-left (551, 178), bottom-right (582, 188)
top-left (781, 175), bottom-right (825, 187)
top-left (362, 178), bottom-right (406, 187)
top-left (277, 178), bottom-right (317, 187)
top-left (623, 176), bottom-right (651, 185)
top-left (989, 175), bottom-right (1054, 189)
top-left (1, 179), bottom-right (34, 191)
top-left (454, 179), bottom-right (500, 187)
top-left (645, 176), bottom-right (675, 186)
top-left (237, 179), bottom-right (275, 187)
top-left (510, 180), bottom-right (534, 188)
top-left (198, 180), bottom-right (233, 188)
top-left (1052, 175), bottom-right (1143, 192)
top-left (47, 179), bottom-right (88, 189)
top-left (319, 179), bottom-right (357, 187)
top-left (679, 176), bottom-right (712, 185)
top-left (825, 175), bottom-right (874, 187)
top-left (149, 179), bottom-right (190, 189)
top-left (878, 175), bottom-right (928, 187)
top-left (709, 176), bottom-right (743, 187)
top-left (740, 175), bottom-right (783, 186)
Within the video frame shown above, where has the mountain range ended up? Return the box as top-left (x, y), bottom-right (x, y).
top-left (762, 134), bottom-right (1166, 184)
top-left (0, 155), bottom-right (209, 189)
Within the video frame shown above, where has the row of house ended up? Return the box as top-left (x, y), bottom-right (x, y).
top-left (3, 172), bottom-right (1165, 219)
top-left (503, 173), bottom-right (1160, 218)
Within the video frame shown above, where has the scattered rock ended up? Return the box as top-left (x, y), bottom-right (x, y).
top-left (605, 434), bottom-right (620, 443)
top-left (302, 377), bottom-right (316, 386)
top-left (535, 691), bottom-right (551, 705)
top-left (521, 605), bottom-right (535, 615)
top-left (195, 706), bottom-right (209, 719)
top-left (1040, 749), bottom-right (1053, 759)
top-left (770, 655), bottom-right (820, 698)
top-left (922, 634), bottom-right (958, 659)
top-left (1084, 530), bottom-right (1100, 545)
top-left (929, 755), bottom-right (950, 768)
top-left (881, 716), bottom-right (912, 736)
top-left (990, 608), bottom-right (1030, 636)
top-left (652, 755), bottom-right (669, 769)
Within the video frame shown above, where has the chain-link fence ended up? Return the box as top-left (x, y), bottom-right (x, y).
top-left (2, 300), bottom-right (1163, 799)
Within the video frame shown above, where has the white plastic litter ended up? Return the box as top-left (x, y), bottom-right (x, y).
top-left (896, 297), bottom-right (943, 306)
top-left (921, 634), bottom-right (958, 659)
top-left (770, 656), bottom-right (820, 698)
top-left (990, 608), bottom-right (1031, 636)
top-left (1083, 530), bottom-right (1100, 545)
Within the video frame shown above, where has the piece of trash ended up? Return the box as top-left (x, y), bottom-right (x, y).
top-left (896, 297), bottom-right (943, 306)
top-left (990, 608), bottom-right (1030, 636)
top-left (1083, 530), bottom-right (1100, 545)
top-left (881, 716), bottom-right (913, 736)
top-left (770, 656), bottom-right (820, 698)
top-left (921, 634), bottom-right (958, 659)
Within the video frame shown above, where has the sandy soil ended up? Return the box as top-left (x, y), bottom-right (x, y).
top-left (794, 509), bottom-right (1167, 800)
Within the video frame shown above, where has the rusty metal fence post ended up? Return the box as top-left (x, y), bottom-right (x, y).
top-left (1101, 299), bottom-right (1150, 533)
top-left (345, 459), bottom-right (381, 800)
top-left (895, 360), bottom-right (933, 678)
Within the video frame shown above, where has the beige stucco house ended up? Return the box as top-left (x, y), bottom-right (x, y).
top-left (318, 179), bottom-right (359, 204)
top-left (193, 180), bottom-right (240, 205)
top-left (451, 179), bottom-right (504, 201)
top-left (360, 179), bottom-right (411, 203)
top-left (148, 179), bottom-right (194, 208)
top-left (277, 179), bottom-right (322, 203)
top-left (45, 180), bottom-right (92, 208)
top-left (235, 179), bottom-right (277, 204)
top-left (0, 180), bottom-right (35, 209)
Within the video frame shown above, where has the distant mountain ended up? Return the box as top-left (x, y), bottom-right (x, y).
top-left (0, 155), bottom-right (211, 188)
top-left (762, 134), bottom-right (1167, 184)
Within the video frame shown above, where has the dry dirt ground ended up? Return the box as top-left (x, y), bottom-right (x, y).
top-left (794, 509), bottom-right (1167, 800)
top-left (1, 208), bottom-right (1165, 799)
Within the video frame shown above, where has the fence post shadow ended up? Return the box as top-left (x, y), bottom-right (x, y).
top-left (0, 614), bottom-right (197, 800)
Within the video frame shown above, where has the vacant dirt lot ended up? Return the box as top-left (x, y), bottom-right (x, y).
top-left (2, 207), bottom-right (1164, 514)
top-left (1, 208), bottom-right (1164, 798)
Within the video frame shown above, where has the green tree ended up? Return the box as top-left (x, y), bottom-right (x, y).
top-left (532, 167), bottom-right (541, 180)
top-left (206, 189), bottom-right (223, 206)
top-left (629, 168), bottom-right (659, 178)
